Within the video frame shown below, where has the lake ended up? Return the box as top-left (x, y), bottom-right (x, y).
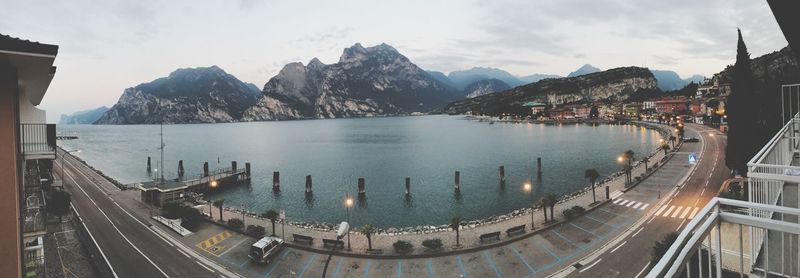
top-left (58, 115), bottom-right (662, 228)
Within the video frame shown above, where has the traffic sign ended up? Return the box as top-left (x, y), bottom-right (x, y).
top-left (688, 153), bottom-right (697, 164)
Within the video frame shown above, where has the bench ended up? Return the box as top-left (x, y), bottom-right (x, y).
top-left (322, 239), bottom-right (344, 249)
top-left (506, 225), bottom-right (526, 237)
top-left (292, 234), bottom-right (313, 245)
top-left (479, 231), bottom-right (501, 243)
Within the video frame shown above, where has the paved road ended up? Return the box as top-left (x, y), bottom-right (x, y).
top-left (56, 149), bottom-right (237, 278)
top-left (564, 123), bottom-right (729, 277)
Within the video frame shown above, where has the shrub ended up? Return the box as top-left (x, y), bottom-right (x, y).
top-left (571, 205), bottom-right (586, 214)
top-left (180, 208), bottom-right (203, 232)
top-left (246, 225), bottom-right (266, 238)
top-left (161, 202), bottom-right (183, 219)
top-left (562, 209), bottom-right (576, 220)
top-left (228, 218), bottom-right (244, 230)
top-left (562, 206), bottom-right (587, 220)
top-left (422, 239), bottom-right (443, 251)
top-left (393, 240), bottom-right (413, 253)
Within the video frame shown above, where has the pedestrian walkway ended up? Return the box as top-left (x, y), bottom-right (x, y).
top-left (652, 205), bottom-right (700, 219)
top-left (612, 198), bottom-right (650, 210)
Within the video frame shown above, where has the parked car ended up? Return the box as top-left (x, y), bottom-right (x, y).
top-left (249, 236), bottom-right (284, 263)
top-left (683, 137), bottom-right (700, 143)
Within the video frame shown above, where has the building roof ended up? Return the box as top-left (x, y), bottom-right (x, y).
top-left (0, 33), bottom-right (58, 56)
top-left (522, 101), bottom-right (547, 107)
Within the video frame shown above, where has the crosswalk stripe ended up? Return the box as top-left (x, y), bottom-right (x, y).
top-left (662, 206), bottom-right (676, 217)
top-left (639, 204), bottom-right (649, 210)
top-left (610, 191), bottom-right (623, 199)
top-left (679, 207), bottom-right (692, 219)
top-left (613, 199), bottom-right (623, 204)
top-left (632, 202), bottom-right (642, 209)
top-left (619, 200), bottom-right (630, 206)
top-left (626, 201), bottom-right (637, 207)
top-left (655, 205), bottom-right (668, 216)
top-left (671, 207), bottom-right (684, 218)
top-left (688, 207), bottom-right (700, 219)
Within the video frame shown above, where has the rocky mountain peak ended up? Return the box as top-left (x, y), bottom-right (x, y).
top-left (307, 57), bottom-right (326, 70)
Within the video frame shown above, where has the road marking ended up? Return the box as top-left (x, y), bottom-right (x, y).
top-left (297, 254), bottom-right (317, 278)
top-left (662, 205), bottom-right (676, 217)
top-left (195, 261), bottom-right (215, 273)
top-left (65, 171), bottom-right (171, 278)
top-left (509, 246), bottom-right (536, 275)
top-left (397, 261), bottom-right (403, 278)
top-left (640, 204), bottom-right (649, 210)
top-left (631, 226), bottom-right (645, 238)
top-left (671, 206), bottom-right (685, 218)
top-left (632, 202), bottom-right (642, 209)
top-left (483, 251), bottom-right (502, 278)
top-left (585, 215), bottom-right (619, 228)
top-left (654, 205), bottom-right (668, 216)
top-left (676, 218), bottom-right (688, 231)
top-left (625, 201), bottom-right (636, 207)
top-left (634, 262), bottom-right (651, 278)
top-left (688, 207), bottom-right (700, 219)
top-left (613, 198), bottom-right (623, 204)
top-left (536, 240), bottom-right (562, 262)
top-left (609, 241), bottom-right (627, 253)
top-left (700, 188), bottom-right (706, 195)
top-left (679, 207), bottom-right (692, 219)
top-left (578, 259), bottom-right (602, 273)
top-left (568, 222), bottom-right (597, 236)
top-left (70, 205), bottom-right (119, 278)
top-left (597, 208), bottom-right (628, 218)
top-left (456, 256), bottom-right (469, 277)
top-left (264, 251), bottom-right (291, 278)
top-left (551, 229), bottom-right (584, 249)
top-left (333, 258), bottom-right (344, 278)
top-left (618, 200), bottom-right (630, 206)
top-left (426, 259), bottom-right (434, 278)
top-left (610, 190), bottom-right (623, 199)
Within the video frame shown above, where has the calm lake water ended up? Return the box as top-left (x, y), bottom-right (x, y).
top-left (59, 115), bottom-right (662, 228)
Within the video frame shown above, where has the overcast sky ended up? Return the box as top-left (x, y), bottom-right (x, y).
top-left (1, 0), bottom-right (788, 122)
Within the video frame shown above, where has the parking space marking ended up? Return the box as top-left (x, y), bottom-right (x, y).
top-left (333, 258), bottom-right (344, 278)
top-left (196, 230), bottom-right (235, 256)
top-left (298, 254), bottom-right (317, 278)
top-left (263, 250), bottom-right (290, 278)
top-left (397, 261), bottom-right (402, 278)
top-left (597, 208), bottom-right (628, 218)
top-left (509, 245), bottom-right (536, 275)
top-left (456, 256), bottom-right (468, 278)
top-left (426, 259), bottom-right (434, 278)
top-left (584, 215), bottom-right (619, 228)
top-left (363, 259), bottom-right (372, 278)
top-left (536, 240), bottom-right (561, 262)
top-left (551, 229), bottom-right (584, 250)
top-left (482, 251), bottom-right (502, 278)
top-left (568, 222), bottom-right (597, 237)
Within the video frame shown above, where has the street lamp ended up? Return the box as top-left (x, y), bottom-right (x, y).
top-left (523, 182), bottom-right (534, 230)
top-left (344, 194), bottom-right (354, 250)
top-left (210, 180), bottom-right (218, 188)
top-left (61, 149), bottom-right (80, 186)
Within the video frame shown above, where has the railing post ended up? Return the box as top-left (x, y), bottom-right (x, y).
top-left (716, 219), bottom-right (722, 278)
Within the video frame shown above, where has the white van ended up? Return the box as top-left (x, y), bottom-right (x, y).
top-left (248, 236), bottom-right (284, 263)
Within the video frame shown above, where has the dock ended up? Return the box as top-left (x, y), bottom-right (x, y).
top-left (134, 161), bottom-right (251, 206)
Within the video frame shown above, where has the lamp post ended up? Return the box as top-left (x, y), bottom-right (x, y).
top-left (523, 182), bottom-right (534, 230)
top-left (61, 149), bottom-right (80, 185)
top-left (344, 194), bottom-right (354, 251)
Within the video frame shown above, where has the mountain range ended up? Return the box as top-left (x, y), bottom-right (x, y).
top-left (92, 43), bottom-right (708, 124)
top-left (59, 106), bottom-right (109, 124)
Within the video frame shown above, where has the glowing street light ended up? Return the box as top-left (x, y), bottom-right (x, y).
top-left (617, 156), bottom-right (624, 163)
top-left (210, 180), bottom-right (218, 188)
top-left (344, 194), bottom-right (354, 250)
top-left (522, 182), bottom-right (535, 229)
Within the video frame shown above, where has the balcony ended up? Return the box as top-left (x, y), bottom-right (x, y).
top-left (22, 190), bottom-right (46, 236)
top-left (20, 123), bottom-right (56, 160)
top-left (648, 197), bottom-right (800, 277)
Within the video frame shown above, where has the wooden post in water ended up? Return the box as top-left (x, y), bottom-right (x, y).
top-left (147, 156), bottom-right (152, 172)
top-left (358, 177), bottom-right (366, 196)
top-left (405, 177), bottom-right (411, 195)
top-left (231, 161), bottom-right (237, 172)
top-left (499, 166), bottom-right (505, 183)
top-left (305, 175), bottom-right (313, 193)
top-left (178, 160), bottom-right (184, 178)
top-left (606, 186), bottom-right (610, 200)
top-left (537, 157), bottom-right (542, 178)
top-left (203, 162), bottom-right (209, 177)
top-left (454, 171), bottom-right (461, 190)
top-left (273, 171), bottom-right (280, 190)
top-left (245, 163), bottom-right (251, 178)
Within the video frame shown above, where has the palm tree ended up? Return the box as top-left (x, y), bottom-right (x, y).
top-left (543, 193), bottom-right (558, 221)
top-left (624, 150), bottom-right (635, 165)
top-left (212, 199), bottom-right (225, 221)
top-left (450, 217), bottom-right (461, 246)
top-left (537, 198), bottom-right (548, 222)
top-left (642, 157), bottom-right (650, 171)
top-left (624, 164), bottom-right (633, 185)
top-left (661, 143), bottom-right (671, 155)
top-left (359, 224), bottom-right (376, 250)
top-left (584, 169), bottom-right (600, 204)
top-left (668, 135), bottom-right (677, 149)
top-left (262, 209), bottom-right (279, 236)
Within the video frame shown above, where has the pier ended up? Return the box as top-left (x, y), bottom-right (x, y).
top-left (134, 161), bottom-right (251, 206)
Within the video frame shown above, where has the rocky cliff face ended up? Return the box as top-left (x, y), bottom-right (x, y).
top-left (95, 66), bottom-right (260, 124)
top-left (242, 43), bottom-right (459, 120)
top-left (59, 106), bottom-right (109, 124)
top-left (444, 67), bottom-right (658, 115)
top-left (463, 78), bottom-right (511, 98)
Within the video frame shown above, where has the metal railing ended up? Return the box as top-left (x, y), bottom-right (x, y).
top-left (648, 197), bottom-right (800, 278)
top-left (20, 123), bottom-right (56, 155)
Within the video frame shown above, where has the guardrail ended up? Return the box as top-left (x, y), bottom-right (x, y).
top-left (20, 123), bottom-right (56, 156)
top-left (647, 197), bottom-right (800, 278)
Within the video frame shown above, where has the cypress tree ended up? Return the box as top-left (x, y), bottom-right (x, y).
top-left (725, 29), bottom-right (758, 176)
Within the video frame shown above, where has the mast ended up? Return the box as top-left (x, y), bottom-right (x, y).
top-left (160, 121), bottom-right (165, 183)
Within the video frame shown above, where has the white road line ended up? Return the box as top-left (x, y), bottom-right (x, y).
top-left (679, 207), bottom-right (692, 219)
top-left (626, 201), bottom-right (636, 207)
top-left (700, 188), bottom-right (706, 195)
top-left (614, 199), bottom-right (624, 204)
top-left (610, 241), bottom-right (627, 254)
top-left (676, 218), bottom-right (688, 231)
top-left (632, 202), bottom-right (643, 209)
top-left (196, 261), bottom-right (215, 273)
top-left (70, 205), bottom-right (120, 278)
top-left (619, 200), bottom-right (630, 206)
top-left (639, 204), bottom-right (649, 210)
top-left (693, 199), bottom-right (700, 207)
top-left (662, 206), bottom-right (676, 217)
top-left (688, 207), bottom-right (700, 219)
top-left (634, 262), bottom-right (651, 278)
top-left (631, 226), bottom-right (645, 238)
top-left (177, 249), bottom-right (191, 259)
top-left (654, 205), bottom-right (668, 216)
top-left (579, 259), bottom-right (602, 273)
top-left (670, 206), bottom-right (684, 218)
top-left (65, 171), bottom-right (171, 278)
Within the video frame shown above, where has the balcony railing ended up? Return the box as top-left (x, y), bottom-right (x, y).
top-left (648, 197), bottom-right (800, 278)
top-left (22, 190), bottom-right (46, 234)
top-left (20, 123), bottom-right (56, 157)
